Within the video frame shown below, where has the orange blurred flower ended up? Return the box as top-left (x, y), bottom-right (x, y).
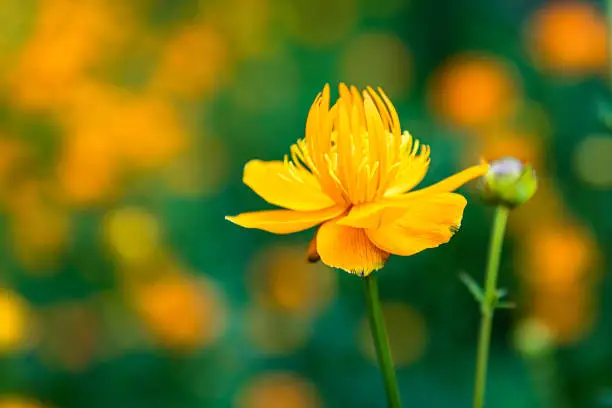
top-left (249, 244), bottom-right (336, 316)
top-left (7, 0), bottom-right (131, 110)
top-left (518, 219), bottom-right (600, 344)
top-left (56, 131), bottom-right (120, 205)
top-left (480, 131), bottom-right (541, 169)
top-left (227, 84), bottom-right (487, 276)
top-left (0, 397), bottom-right (48, 408)
top-left (236, 372), bottom-right (321, 408)
top-left (429, 53), bottom-right (521, 129)
top-left (132, 272), bottom-right (226, 351)
top-left (530, 286), bottom-right (595, 344)
top-left (520, 221), bottom-right (598, 289)
top-left (55, 81), bottom-right (189, 204)
top-left (111, 96), bottom-right (189, 170)
top-left (149, 24), bottom-right (230, 100)
top-left (526, 1), bottom-right (607, 76)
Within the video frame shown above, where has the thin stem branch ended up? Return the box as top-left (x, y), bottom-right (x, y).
top-left (472, 206), bottom-right (510, 408)
top-left (364, 274), bottom-right (402, 408)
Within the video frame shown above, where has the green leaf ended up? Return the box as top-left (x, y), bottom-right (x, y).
top-left (459, 272), bottom-right (484, 303)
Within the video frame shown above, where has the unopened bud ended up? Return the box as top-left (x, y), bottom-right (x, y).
top-left (482, 157), bottom-right (537, 207)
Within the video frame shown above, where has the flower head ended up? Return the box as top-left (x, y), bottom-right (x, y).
top-left (226, 84), bottom-right (488, 276)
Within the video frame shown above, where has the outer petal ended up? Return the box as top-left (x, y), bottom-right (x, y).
top-left (317, 219), bottom-right (389, 276)
top-left (243, 159), bottom-right (336, 211)
top-left (337, 200), bottom-right (408, 228)
top-left (366, 193), bottom-right (467, 256)
top-left (226, 205), bottom-right (345, 234)
top-left (339, 162), bottom-right (488, 228)
top-left (403, 163), bottom-right (489, 197)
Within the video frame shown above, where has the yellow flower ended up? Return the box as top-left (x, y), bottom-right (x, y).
top-left (226, 84), bottom-right (488, 276)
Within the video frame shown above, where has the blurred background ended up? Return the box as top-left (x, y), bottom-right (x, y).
top-left (0, 0), bottom-right (610, 407)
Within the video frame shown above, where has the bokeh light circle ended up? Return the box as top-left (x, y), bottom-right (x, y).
top-left (103, 207), bottom-right (162, 267)
top-left (573, 134), bottom-right (612, 188)
top-left (0, 396), bottom-right (48, 408)
top-left (0, 288), bottom-right (32, 354)
top-left (236, 372), bottom-right (322, 408)
top-left (248, 244), bottom-right (336, 317)
top-left (132, 272), bottom-right (227, 351)
top-left (429, 53), bottom-right (521, 129)
top-left (525, 1), bottom-right (607, 76)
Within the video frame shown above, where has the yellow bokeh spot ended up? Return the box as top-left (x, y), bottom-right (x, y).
top-left (526, 1), bottom-right (607, 76)
top-left (0, 288), bottom-right (31, 354)
top-left (339, 32), bottom-right (411, 98)
top-left (278, 0), bottom-right (357, 47)
top-left (245, 306), bottom-right (313, 355)
top-left (573, 135), bottom-right (612, 188)
top-left (0, 396), bottom-right (47, 408)
top-left (132, 272), bottom-right (226, 351)
top-left (150, 23), bottom-right (229, 100)
top-left (249, 244), bottom-right (336, 317)
top-left (429, 53), bottom-right (521, 129)
top-left (236, 372), bottom-right (322, 408)
top-left (358, 302), bottom-right (427, 367)
top-left (102, 207), bottom-right (162, 266)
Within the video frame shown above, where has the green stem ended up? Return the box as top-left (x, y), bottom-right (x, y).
top-left (472, 206), bottom-right (510, 408)
top-left (364, 274), bottom-right (402, 408)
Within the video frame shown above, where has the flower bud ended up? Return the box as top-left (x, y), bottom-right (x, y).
top-left (482, 157), bottom-right (537, 207)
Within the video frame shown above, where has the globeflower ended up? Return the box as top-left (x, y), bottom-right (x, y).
top-left (226, 84), bottom-right (488, 276)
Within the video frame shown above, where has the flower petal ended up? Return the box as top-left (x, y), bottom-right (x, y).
top-left (226, 205), bottom-right (345, 234)
top-left (340, 163), bottom-right (487, 228)
top-left (243, 159), bottom-right (336, 211)
top-left (366, 193), bottom-right (467, 256)
top-left (408, 162), bottom-right (489, 196)
top-left (317, 219), bottom-right (389, 276)
top-left (337, 200), bottom-right (408, 228)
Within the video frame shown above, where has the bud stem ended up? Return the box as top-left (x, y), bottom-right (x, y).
top-left (472, 206), bottom-right (510, 408)
top-left (364, 274), bottom-right (403, 408)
